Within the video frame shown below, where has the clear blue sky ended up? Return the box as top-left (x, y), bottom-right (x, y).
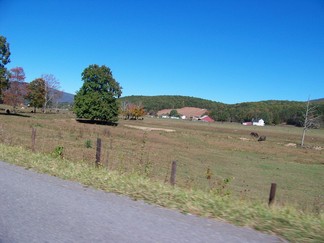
top-left (1, 0), bottom-right (323, 104)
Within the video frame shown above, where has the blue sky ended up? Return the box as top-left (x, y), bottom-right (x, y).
top-left (0, 0), bottom-right (323, 104)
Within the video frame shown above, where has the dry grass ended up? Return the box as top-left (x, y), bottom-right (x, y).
top-left (1, 143), bottom-right (323, 242)
top-left (0, 109), bottom-right (323, 213)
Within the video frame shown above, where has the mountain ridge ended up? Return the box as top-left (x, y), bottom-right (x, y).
top-left (120, 95), bottom-right (324, 106)
top-left (119, 95), bottom-right (324, 110)
top-left (57, 91), bottom-right (75, 103)
top-left (45, 91), bottom-right (324, 107)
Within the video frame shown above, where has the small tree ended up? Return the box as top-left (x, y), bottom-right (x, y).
top-left (74, 64), bottom-right (122, 122)
top-left (169, 109), bottom-right (180, 117)
top-left (301, 98), bottom-right (321, 147)
top-left (0, 35), bottom-right (11, 102)
top-left (27, 78), bottom-right (46, 112)
top-left (130, 104), bottom-right (145, 119)
top-left (3, 67), bottom-right (27, 112)
top-left (121, 102), bottom-right (145, 120)
top-left (121, 101), bottom-right (132, 119)
top-left (41, 74), bottom-right (62, 112)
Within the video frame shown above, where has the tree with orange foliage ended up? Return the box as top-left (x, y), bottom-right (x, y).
top-left (121, 102), bottom-right (145, 120)
top-left (3, 67), bottom-right (27, 112)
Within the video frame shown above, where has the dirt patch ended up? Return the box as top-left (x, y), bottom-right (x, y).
top-left (285, 143), bottom-right (297, 147)
top-left (124, 125), bottom-right (175, 132)
top-left (313, 146), bottom-right (323, 151)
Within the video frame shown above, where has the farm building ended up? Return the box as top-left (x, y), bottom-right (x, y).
top-left (199, 115), bottom-right (215, 123)
top-left (242, 119), bottom-right (265, 126)
top-left (242, 122), bottom-right (253, 126)
top-left (253, 119), bottom-right (265, 126)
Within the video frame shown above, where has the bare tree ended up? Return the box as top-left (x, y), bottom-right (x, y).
top-left (301, 98), bottom-right (321, 147)
top-left (41, 74), bottom-right (62, 113)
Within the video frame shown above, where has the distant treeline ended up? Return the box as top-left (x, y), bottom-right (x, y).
top-left (119, 95), bottom-right (324, 126)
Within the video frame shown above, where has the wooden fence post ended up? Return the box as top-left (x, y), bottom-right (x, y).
top-left (268, 183), bottom-right (277, 206)
top-left (105, 148), bottom-right (109, 169)
top-left (31, 128), bottom-right (36, 152)
top-left (95, 138), bottom-right (102, 167)
top-left (170, 160), bottom-right (177, 186)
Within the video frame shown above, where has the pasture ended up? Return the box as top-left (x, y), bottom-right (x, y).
top-left (0, 108), bottom-right (323, 213)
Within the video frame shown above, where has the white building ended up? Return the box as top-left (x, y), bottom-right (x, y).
top-left (253, 119), bottom-right (265, 126)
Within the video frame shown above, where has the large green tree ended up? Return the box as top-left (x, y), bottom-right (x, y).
top-left (0, 36), bottom-right (11, 102)
top-left (74, 64), bottom-right (122, 122)
top-left (27, 78), bottom-right (46, 112)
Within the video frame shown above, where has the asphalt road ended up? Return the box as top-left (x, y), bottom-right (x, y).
top-left (0, 161), bottom-right (285, 243)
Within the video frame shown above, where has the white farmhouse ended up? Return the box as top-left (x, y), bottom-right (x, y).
top-left (253, 119), bottom-right (265, 126)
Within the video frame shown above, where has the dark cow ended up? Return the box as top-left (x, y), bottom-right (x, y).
top-left (250, 132), bottom-right (259, 138)
top-left (258, 135), bottom-right (266, 142)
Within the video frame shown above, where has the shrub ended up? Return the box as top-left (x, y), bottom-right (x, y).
top-left (52, 146), bottom-right (64, 158)
top-left (85, 139), bottom-right (92, 148)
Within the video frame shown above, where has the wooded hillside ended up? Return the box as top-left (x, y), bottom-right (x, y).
top-left (119, 95), bottom-right (324, 126)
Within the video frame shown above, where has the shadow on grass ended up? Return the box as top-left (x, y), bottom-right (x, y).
top-left (0, 112), bottom-right (31, 118)
top-left (76, 119), bottom-right (118, 126)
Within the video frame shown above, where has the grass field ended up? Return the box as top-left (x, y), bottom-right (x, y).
top-left (0, 107), bottom-right (323, 214)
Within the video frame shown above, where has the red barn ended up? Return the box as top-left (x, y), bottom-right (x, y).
top-left (199, 115), bottom-right (215, 122)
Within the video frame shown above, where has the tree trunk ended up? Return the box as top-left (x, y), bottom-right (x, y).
top-left (301, 98), bottom-right (310, 147)
top-left (301, 128), bottom-right (306, 147)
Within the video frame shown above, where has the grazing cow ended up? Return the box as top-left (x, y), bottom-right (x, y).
top-left (258, 135), bottom-right (266, 142)
top-left (250, 132), bottom-right (259, 138)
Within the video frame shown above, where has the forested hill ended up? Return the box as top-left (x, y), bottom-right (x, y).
top-left (58, 91), bottom-right (74, 103)
top-left (119, 95), bottom-right (324, 126)
top-left (119, 95), bottom-right (225, 112)
top-left (312, 98), bottom-right (324, 103)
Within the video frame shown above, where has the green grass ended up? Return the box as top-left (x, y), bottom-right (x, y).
top-left (0, 143), bottom-right (323, 242)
